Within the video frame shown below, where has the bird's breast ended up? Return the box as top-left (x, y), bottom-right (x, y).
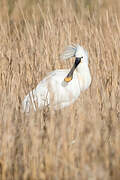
top-left (75, 70), bottom-right (91, 91)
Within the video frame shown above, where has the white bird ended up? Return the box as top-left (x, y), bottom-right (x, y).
top-left (22, 44), bottom-right (91, 112)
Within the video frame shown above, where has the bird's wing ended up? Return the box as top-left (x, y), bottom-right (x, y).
top-left (60, 44), bottom-right (77, 60)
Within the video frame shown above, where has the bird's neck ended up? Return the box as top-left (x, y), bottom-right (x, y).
top-left (76, 62), bottom-right (88, 73)
top-left (76, 63), bottom-right (91, 90)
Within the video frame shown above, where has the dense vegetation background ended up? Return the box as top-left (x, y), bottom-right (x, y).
top-left (0, 0), bottom-right (120, 179)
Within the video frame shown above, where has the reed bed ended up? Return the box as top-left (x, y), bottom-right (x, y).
top-left (0, 0), bottom-right (120, 179)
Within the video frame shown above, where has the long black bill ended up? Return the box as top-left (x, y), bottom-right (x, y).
top-left (64, 57), bottom-right (82, 82)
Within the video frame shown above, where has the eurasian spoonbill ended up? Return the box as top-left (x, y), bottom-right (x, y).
top-left (22, 44), bottom-right (91, 112)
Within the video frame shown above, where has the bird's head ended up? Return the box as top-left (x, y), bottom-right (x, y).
top-left (61, 44), bottom-right (88, 82)
top-left (75, 45), bottom-right (88, 64)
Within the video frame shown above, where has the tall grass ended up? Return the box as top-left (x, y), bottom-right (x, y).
top-left (0, 0), bottom-right (120, 179)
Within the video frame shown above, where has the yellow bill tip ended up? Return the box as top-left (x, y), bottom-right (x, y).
top-left (64, 76), bottom-right (72, 82)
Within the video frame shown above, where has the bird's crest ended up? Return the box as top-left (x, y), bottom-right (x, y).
top-left (60, 44), bottom-right (77, 60)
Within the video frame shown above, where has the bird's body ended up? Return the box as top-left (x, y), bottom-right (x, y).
top-left (23, 44), bottom-right (91, 112)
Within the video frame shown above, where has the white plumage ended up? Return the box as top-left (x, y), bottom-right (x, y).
top-left (22, 44), bottom-right (91, 112)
